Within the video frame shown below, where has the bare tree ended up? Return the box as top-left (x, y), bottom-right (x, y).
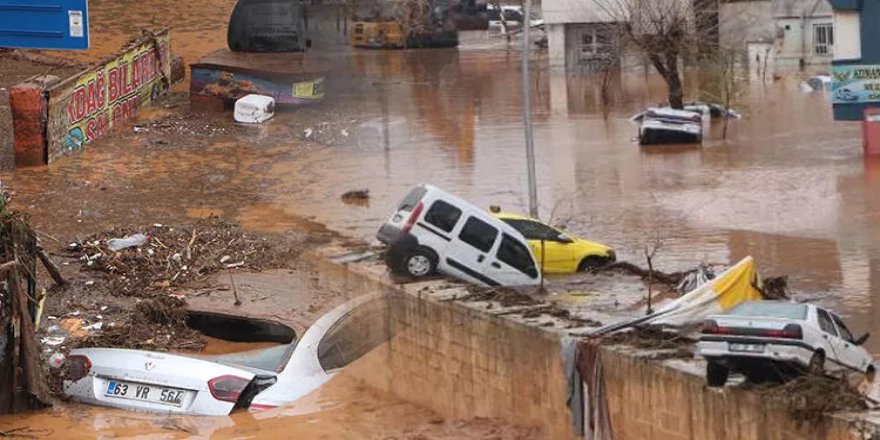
top-left (593, 0), bottom-right (717, 109)
top-left (698, 47), bottom-right (746, 139)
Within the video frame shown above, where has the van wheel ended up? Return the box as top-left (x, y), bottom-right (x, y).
top-left (706, 360), bottom-right (729, 387)
top-left (808, 351), bottom-right (825, 376)
top-left (578, 256), bottom-right (610, 272)
top-left (403, 247), bottom-right (437, 278)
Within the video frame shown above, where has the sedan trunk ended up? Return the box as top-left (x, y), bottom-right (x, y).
top-left (64, 348), bottom-right (262, 416)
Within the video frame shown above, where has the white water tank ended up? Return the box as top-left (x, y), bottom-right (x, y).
top-left (234, 94), bottom-right (275, 123)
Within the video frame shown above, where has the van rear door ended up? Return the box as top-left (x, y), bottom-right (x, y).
top-left (377, 186), bottom-right (428, 244)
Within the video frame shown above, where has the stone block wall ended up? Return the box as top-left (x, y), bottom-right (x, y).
top-left (601, 347), bottom-right (865, 440)
top-left (347, 291), bottom-right (577, 440)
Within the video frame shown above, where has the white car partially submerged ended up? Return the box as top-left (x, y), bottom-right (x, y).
top-left (697, 300), bottom-right (873, 386)
top-left (637, 107), bottom-right (703, 145)
top-left (629, 102), bottom-right (740, 123)
top-left (64, 293), bottom-right (389, 415)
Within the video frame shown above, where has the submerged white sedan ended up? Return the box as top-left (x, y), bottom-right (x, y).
top-left (64, 293), bottom-right (389, 415)
top-left (697, 300), bottom-right (873, 386)
top-left (637, 107), bottom-right (703, 145)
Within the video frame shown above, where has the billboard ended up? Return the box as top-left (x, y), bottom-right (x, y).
top-left (44, 30), bottom-right (171, 162)
top-left (832, 64), bottom-right (880, 104)
top-left (0, 0), bottom-right (89, 50)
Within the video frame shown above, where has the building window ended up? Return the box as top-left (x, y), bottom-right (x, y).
top-left (814, 23), bottom-right (833, 55)
top-left (579, 27), bottom-right (610, 58)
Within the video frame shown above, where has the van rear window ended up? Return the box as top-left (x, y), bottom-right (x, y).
top-left (397, 187), bottom-right (427, 211)
top-left (424, 200), bottom-right (462, 233)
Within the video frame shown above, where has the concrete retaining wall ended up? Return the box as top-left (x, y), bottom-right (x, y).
top-left (354, 292), bottom-right (576, 439)
top-left (601, 348), bottom-right (865, 440)
top-left (317, 247), bottom-right (879, 440)
top-left (311, 250), bottom-right (576, 439)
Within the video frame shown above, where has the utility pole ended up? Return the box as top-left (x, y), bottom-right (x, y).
top-left (520, 0), bottom-right (539, 219)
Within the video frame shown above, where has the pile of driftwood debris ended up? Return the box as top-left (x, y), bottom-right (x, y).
top-left (0, 198), bottom-right (67, 414)
top-left (71, 217), bottom-right (301, 297)
top-left (73, 296), bottom-right (205, 352)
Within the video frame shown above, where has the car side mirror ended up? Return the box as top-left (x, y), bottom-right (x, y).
top-left (856, 333), bottom-right (870, 346)
top-left (557, 233), bottom-right (573, 243)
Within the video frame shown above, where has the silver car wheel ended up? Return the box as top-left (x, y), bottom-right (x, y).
top-left (407, 255), bottom-right (431, 277)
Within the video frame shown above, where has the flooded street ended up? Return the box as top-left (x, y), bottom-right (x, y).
top-left (4, 48), bottom-right (879, 347)
top-left (268, 51), bottom-right (880, 351)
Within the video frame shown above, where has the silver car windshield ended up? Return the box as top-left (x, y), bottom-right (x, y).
top-left (725, 302), bottom-right (808, 320)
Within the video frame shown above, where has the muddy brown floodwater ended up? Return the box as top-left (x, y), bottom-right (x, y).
top-left (0, 354), bottom-right (538, 439)
top-left (196, 336), bottom-right (282, 356)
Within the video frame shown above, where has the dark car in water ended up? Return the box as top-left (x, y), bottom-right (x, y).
top-left (227, 0), bottom-right (310, 52)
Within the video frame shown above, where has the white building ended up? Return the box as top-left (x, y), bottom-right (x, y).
top-left (543, 0), bottom-right (833, 72)
top-left (542, 0), bottom-right (617, 69)
top-left (772, 0), bottom-right (834, 68)
top-left (720, 0), bottom-right (833, 71)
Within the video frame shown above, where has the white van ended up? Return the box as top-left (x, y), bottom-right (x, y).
top-left (485, 4), bottom-right (544, 30)
top-left (376, 184), bottom-right (541, 287)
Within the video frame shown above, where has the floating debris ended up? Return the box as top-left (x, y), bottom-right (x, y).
top-left (341, 189), bottom-right (370, 206)
top-left (73, 296), bottom-right (205, 352)
top-left (71, 218), bottom-right (303, 297)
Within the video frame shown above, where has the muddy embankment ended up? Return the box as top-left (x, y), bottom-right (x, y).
top-left (0, 228), bottom-right (541, 439)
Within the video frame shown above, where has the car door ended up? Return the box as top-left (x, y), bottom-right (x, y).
top-left (830, 313), bottom-right (870, 372)
top-left (446, 215), bottom-right (501, 286)
top-left (816, 308), bottom-right (846, 370)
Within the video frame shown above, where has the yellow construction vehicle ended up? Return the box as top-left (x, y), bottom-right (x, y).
top-left (351, 21), bottom-right (406, 48)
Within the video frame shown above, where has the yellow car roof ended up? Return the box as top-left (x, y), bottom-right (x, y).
top-left (491, 211), bottom-right (535, 221)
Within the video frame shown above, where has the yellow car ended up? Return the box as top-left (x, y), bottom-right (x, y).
top-left (492, 212), bottom-right (615, 274)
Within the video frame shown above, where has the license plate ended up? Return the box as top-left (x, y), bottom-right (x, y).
top-left (729, 343), bottom-right (765, 353)
top-left (105, 380), bottom-right (187, 407)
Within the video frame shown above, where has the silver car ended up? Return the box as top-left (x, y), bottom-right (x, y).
top-left (696, 301), bottom-right (873, 386)
top-left (638, 107), bottom-right (703, 145)
top-left (64, 293), bottom-right (389, 415)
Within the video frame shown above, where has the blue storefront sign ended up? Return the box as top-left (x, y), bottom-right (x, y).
top-left (0, 0), bottom-right (89, 50)
top-left (832, 64), bottom-right (880, 104)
